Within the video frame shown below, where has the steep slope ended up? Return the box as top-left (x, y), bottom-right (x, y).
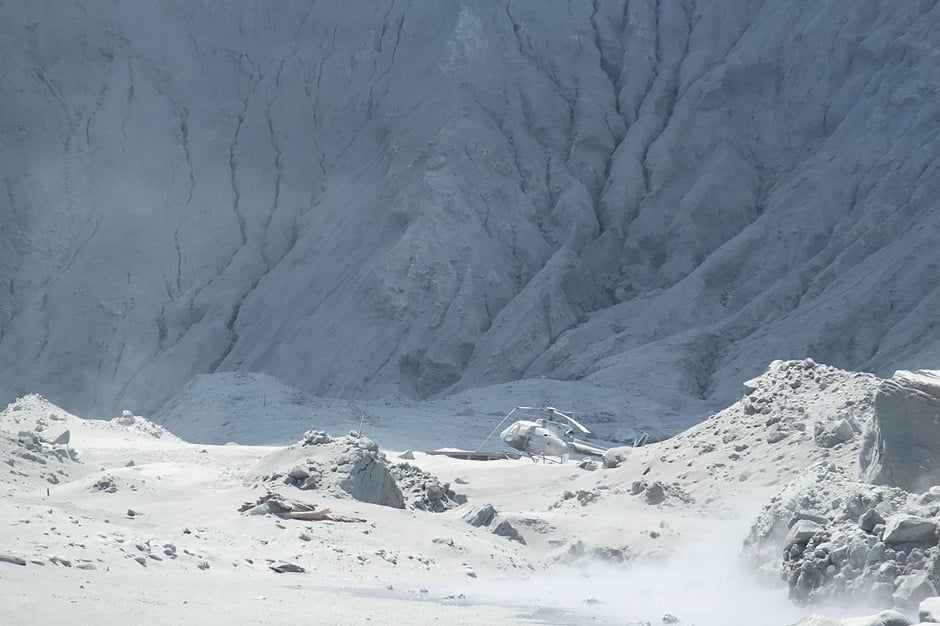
top-left (1, 1), bottom-right (939, 421)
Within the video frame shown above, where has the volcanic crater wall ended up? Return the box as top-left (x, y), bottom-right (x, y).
top-left (1, 1), bottom-right (939, 417)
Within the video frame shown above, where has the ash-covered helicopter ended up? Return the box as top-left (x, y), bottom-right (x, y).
top-left (478, 406), bottom-right (608, 462)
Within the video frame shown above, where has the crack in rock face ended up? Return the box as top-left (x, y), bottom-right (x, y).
top-left (2, 2), bottom-right (940, 425)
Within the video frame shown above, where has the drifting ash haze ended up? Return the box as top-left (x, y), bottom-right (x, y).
top-left (4, 2), bottom-right (940, 625)
top-left (1, 1), bottom-right (940, 420)
top-left (0, 361), bottom-right (877, 625)
top-left (5, 360), bottom-right (940, 625)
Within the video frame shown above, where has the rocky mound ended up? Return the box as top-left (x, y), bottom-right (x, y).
top-left (107, 409), bottom-right (180, 440)
top-left (0, 395), bottom-right (83, 488)
top-left (613, 359), bottom-right (881, 509)
top-left (248, 430), bottom-right (462, 511)
top-left (1, 394), bottom-right (80, 437)
top-left (745, 371), bottom-right (940, 615)
top-left (1, 428), bottom-right (80, 488)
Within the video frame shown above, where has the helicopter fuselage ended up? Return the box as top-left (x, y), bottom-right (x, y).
top-left (500, 419), bottom-right (573, 458)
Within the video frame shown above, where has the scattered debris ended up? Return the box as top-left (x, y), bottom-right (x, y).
top-left (238, 492), bottom-right (366, 523)
top-left (270, 562), bottom-right (305, 574)
top-left (577, 458), bottom-right (598, 471)
top-left (576, 490), bottom-right (599, 506)
top-left (91, 475), bottom-right (117, 493)
top-left (0, 554), bottom-right (26, 566)
top-left (390, 463), bottom-right (464, 512)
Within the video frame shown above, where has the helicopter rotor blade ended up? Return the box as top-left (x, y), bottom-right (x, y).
top-left (476, 407), bottom-right (519, 452)
top-left (546, 407), bottom-right (591, 434)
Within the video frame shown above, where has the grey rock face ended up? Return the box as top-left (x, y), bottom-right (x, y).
top-left (862, 371), bottom-right (940, 492)
top-left (334, 448), bottom-right (404, 509)
top-left (882, 515), bottom-right (938, 544)
top-left (3, 2), bottom-right (940, 426)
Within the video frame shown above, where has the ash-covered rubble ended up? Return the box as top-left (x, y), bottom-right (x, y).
top-left (738, 359), bottom-right (876, 453)
top-left (3, 428), bottom-right (79, 486)
top-left (108, 409), bottom-right (178, 439)
top-left (0, 399), bottom-right (81, 487)
top-left (746, 369), bottom-right (940, 614)
top-left (248, 429), bottom-right (463, 512)
top-left (389, 463), bottom-right (465, 512)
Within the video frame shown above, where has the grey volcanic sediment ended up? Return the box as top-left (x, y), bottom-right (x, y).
top-left (1, 1), bottom-right (939, 419)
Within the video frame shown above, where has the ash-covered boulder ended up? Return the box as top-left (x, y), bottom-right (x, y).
top-left (894, 571), bottom-right (938, 610)
top-left (786, 520), bottom-right (828, 548)
top-left (841, 610), bottom-right (912, 626)
top-left (465, 504), bottom-right (497, 527)
top-left (790, 611), bottom-right (911, 626)
top-left (250, 431), bottom-right (405, 508)
top-left (493, 520), bottom-right (526, 545)
top-left (920, 596), bottom-right (940, 622)
top-left (859, 509), bottom-right (886, 533)
top-left (815, 419), bottom-right (857, 448)
top-left (602, 446), bottom-right (631, 469)
top-left (861, 371), bottom-right (940, 491)
top-left (882, 515), bottom-right (938, 544)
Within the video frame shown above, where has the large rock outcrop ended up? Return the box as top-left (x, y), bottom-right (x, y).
top-left (861, 371), bottom-right (940, 492)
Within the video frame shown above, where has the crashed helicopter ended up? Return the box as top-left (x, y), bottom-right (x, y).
top-left (478, 406), bottom-right (608, 462)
